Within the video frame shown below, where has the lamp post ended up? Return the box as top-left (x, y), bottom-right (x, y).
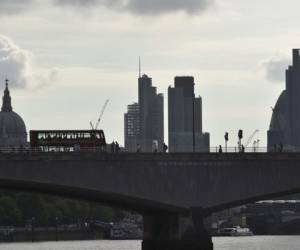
top-left (224, 132), bottom-right (229, 152)
top-left (192, 94), bottom-right (195, 153)
top-left (238, 129), bottom-right (243, 152)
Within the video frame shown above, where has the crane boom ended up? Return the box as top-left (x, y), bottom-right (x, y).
top-left (95, 99), bottom-right (109, 130)
top-left (90, 121), bottom-right (94, 130)
top-left (245, 129), bottom-right (259, 147)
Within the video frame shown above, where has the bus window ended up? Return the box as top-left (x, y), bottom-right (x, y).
top-left (30, 129), bottom-right (106, 150)
top-left (38, 133), bottom-right (45, 140)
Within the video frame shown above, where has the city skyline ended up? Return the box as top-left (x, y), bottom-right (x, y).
top-left (0, 49), bottom-right (291, 148)
top-left (1, 0), bottom-right (300, 147)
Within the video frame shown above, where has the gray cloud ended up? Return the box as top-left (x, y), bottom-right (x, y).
top-left (55, 0), bottom-right (213, 15)
top-left (0, 35), bottom-right (30, 88)
top-left (0, 34), bottom-right (59, 89)
top-left (127, 0), bottom-right (212, 14)
top-left (261, 56), bottom-right (290, 83)
top-left (0, 0), bottom-right (33, 14)
top-left (0, 0), bottom-right (213, 16)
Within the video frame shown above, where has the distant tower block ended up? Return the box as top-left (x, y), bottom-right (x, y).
top-left (124, 103), bottom-right (140, 152)
top-left (138, 74), bottom-right (164, 152)
top-left (168, 76), bottom-right (209, 152)
top-left (124, 60), bottom-right (164, 152)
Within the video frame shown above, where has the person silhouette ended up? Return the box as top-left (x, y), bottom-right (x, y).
top-left (115, 141), bottom-right (120, 153)
top-left (163, 143), bottom-right (168, 153)
top-left (111, 141), bottom-right (115, 153)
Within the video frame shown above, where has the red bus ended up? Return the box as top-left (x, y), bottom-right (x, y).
top-left (30, 130), bottom-right (106, 152)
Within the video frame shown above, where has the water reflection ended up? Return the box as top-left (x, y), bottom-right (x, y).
top-left (0, 237), bottom-right (300, 250)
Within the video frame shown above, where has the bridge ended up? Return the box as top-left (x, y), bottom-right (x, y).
top-left (0, 152), bottom-right (300, 250)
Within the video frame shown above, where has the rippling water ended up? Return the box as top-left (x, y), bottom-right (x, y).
top-left (0, 237), bottom-right (300, 250)
top-left (214, 236), bottom-right (300, 250)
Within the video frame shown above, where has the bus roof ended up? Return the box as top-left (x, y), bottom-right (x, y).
top-left (30, 130), bottom-right (104, 133)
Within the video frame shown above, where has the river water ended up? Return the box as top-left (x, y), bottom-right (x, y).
top-left (0, 237), bottom-right (299, 250)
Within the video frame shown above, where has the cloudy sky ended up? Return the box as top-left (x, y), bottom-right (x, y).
top-left (0, 0), bottom-right (299, 147)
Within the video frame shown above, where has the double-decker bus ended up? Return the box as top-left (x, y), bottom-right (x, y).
top-left (30, 130), bottom-right (106, 152)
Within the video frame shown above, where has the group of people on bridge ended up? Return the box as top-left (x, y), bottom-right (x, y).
top-left (136, 142), bottom-right (168, 153)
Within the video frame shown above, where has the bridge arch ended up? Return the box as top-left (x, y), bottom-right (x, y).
top-left (206, 188), bottom-right (300, 215)
top-left (0, 178), bottom-right (186, 215)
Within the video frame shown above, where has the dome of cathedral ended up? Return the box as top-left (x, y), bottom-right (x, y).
top-left (0, 80), bottom-right (27, 148)
top-left (0, 112), bottom-right (26, 138)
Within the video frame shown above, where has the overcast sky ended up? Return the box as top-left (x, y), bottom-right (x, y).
top-left (0, 0), bottom-right (299, 147)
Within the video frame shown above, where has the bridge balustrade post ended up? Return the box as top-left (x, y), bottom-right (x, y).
top-left (142, 208), bottom-right (213, 250)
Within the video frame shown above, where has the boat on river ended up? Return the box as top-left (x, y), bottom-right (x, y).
top-left (216, 226), bottom-right (253, 236)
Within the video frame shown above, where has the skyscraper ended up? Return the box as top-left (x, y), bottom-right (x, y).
top-left (124, 103), bottom-right (140, 152)
top-left (124, 66), bottom-right (164, 152)
top-left (268, 49), bottom-right (300, 151)
top-left (138, 74), bottom-right (164, 152)
top-left (168, 76), bottom-right (209, 152)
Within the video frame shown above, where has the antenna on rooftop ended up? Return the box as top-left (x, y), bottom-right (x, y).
top-left (139, 56), bottom-right (141, 78)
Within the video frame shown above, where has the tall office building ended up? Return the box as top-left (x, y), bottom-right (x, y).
top-left (124, 103), bottom-right (140, 152)
top-left (124, 70), bottom-right (164, 152)
top-left (268, 49), bottom-right (300, 151)
top-left (138, 74), bottom-right (164, 152)
top-left (168, 76), bottom-right (209, 152)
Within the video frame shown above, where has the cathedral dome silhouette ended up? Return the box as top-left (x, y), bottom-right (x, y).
top-left (0, 80), bottom-right (27, 148)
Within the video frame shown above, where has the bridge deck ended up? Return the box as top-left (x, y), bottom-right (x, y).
top-left (0, 152), bottom-right (299, 215)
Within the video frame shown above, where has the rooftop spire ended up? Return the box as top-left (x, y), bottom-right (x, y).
top-left (1, 79), bottom-right (12, 112)
top-left (139, 56), bottom-right (141, 78)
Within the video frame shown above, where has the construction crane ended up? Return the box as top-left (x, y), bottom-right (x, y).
top-left (90, 121), bottom-right (95, 130)
top-left (244, 129), bottom-right (259, 147)
top-left (90, 99), bottom-right (109, 130)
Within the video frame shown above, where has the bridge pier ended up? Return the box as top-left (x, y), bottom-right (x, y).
top-left (142, 208), bottom-right (213, 250)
